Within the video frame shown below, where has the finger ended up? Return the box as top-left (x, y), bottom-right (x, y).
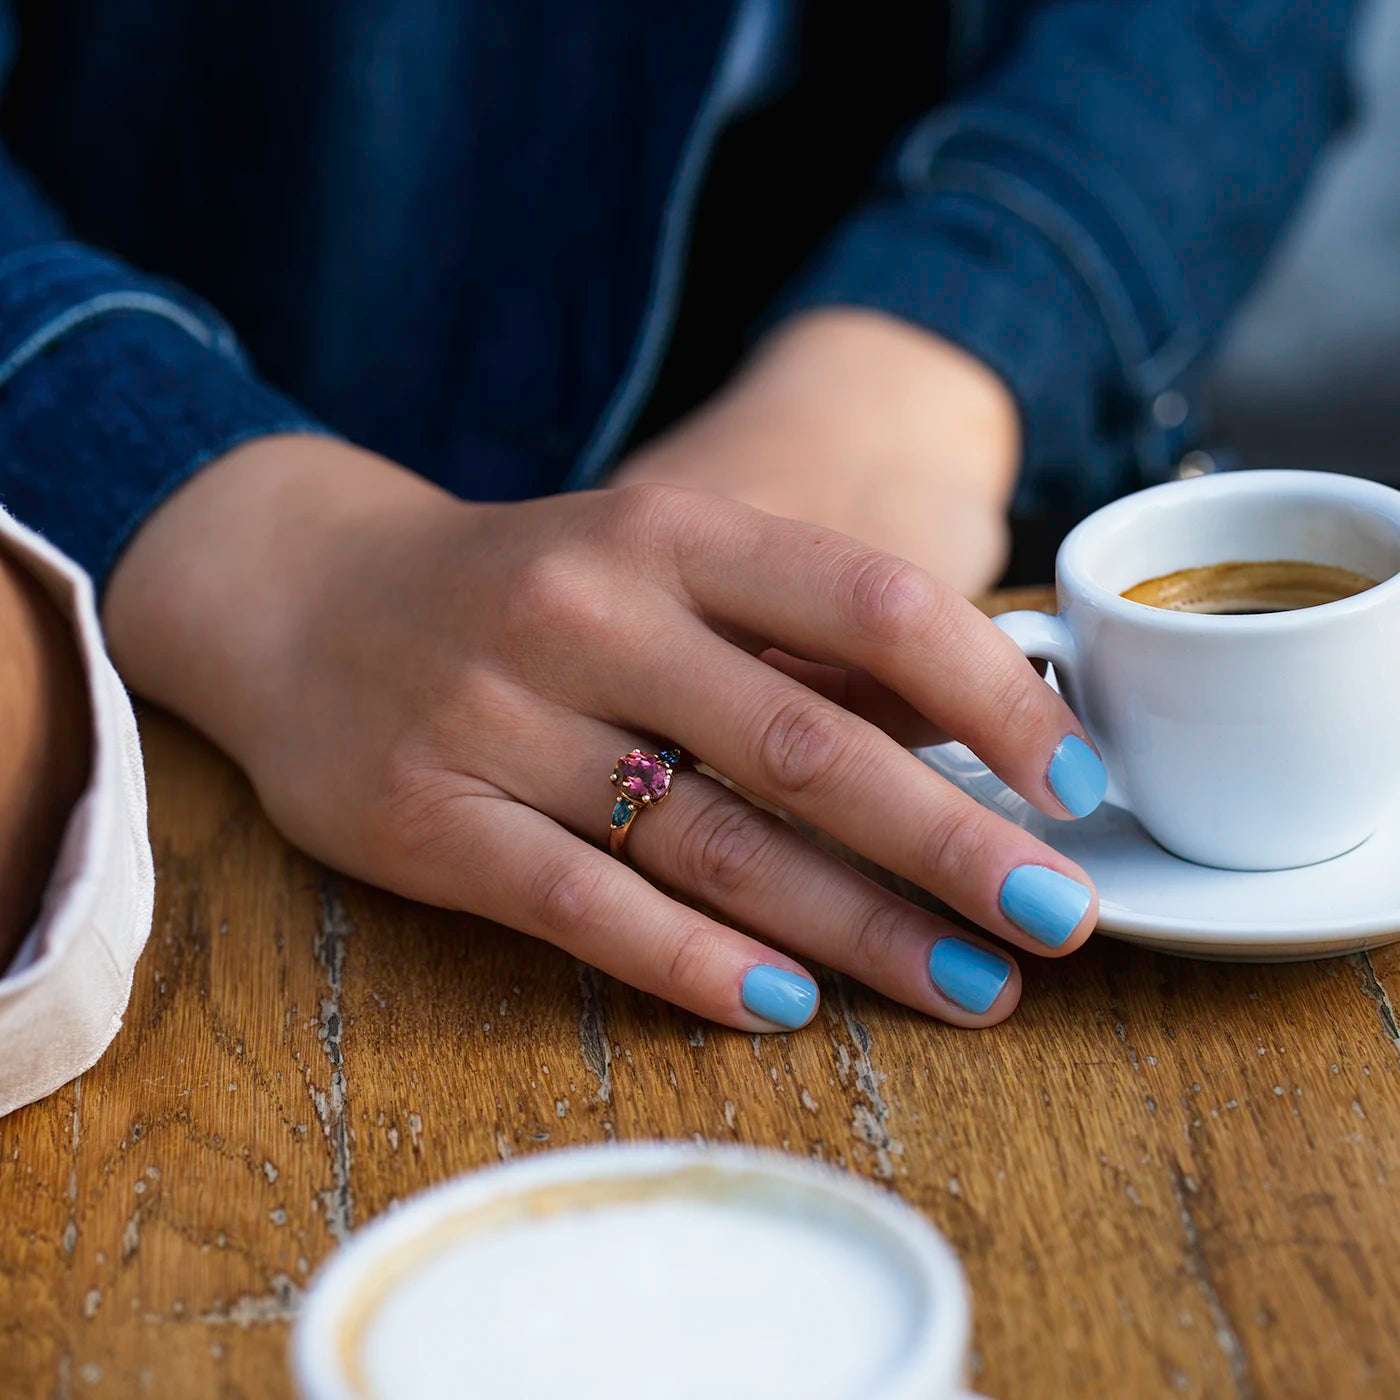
top-left (674, 502), bottom-right (1105, 820)
top-left (610, 628), bottom-right (1099, 958)
top-left (630, 773), bottom-right (1024, 1025)
top-left (495, 709), bottom-right (1021, 1025)
top-left (759, 649), bottom-right (944, 748)
top-left (427, 794), bottom-right (822, 1032)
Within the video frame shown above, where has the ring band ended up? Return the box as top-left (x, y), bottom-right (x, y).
top-left (608, 746), bottom-right (683, 858)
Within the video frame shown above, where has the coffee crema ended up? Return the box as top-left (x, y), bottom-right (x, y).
top-left (1122, 560), bottom-right (1380, 615)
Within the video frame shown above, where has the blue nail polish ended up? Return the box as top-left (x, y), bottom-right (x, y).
top-left (741, 966), bottom-right (817, 1029)
top-left (1000, 865), bottom-right (1092, 948)
top-left (929, 938), bottom-right (1011, 1014)
top-left (1048, 735), bottom-right (1107, 818)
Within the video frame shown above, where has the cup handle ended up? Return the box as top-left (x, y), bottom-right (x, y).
top-left (994, 608), bottom-right (1118, 808)
top-left (993, 609), bottom-right (1076, 677)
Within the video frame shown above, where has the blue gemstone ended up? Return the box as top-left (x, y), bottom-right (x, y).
top-left (658, 748), bottom-right (681, 768)
top-left (611, 798), bottom-right (634, 828)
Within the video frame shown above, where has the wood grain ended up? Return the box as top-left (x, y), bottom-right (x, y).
top-left (3, 589), bottom-right (1399, 1398)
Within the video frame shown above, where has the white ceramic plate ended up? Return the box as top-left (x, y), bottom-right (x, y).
top-left (919, 740), bottom-right (1400, 961)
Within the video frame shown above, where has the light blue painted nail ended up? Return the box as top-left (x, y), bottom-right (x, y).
top-left (1048, 735), bottom-right (1107, 818)
top-left (929, 938), bottom-right (1011, 1014)
top-left (741, 966), bottom-right (818, 1030)
top-left (1000, 865), bottom-right (1092, 948)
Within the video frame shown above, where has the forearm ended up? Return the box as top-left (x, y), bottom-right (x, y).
top-left (646, 310), bottom-right (1019, 497)
top-left (617, 308), bottom-right (1021, 593)
top-left (0, 548), bottom-right (90, 967)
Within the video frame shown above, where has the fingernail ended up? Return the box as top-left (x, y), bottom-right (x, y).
top-left (741, 966), bottom-right (818, 1030)
top-left (1048, 734), bottom-right (1107, 818)
top-left (1000, 865), bottom-right (1092, 948)
top-left (929, 937), bottom-right (1011, 1014)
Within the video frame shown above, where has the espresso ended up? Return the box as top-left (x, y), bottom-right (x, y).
top-left (1122, 560), bottom-right (1379, 615)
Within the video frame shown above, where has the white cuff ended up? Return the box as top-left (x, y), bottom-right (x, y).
top-left (0, 507), bottom-right (154, 1117)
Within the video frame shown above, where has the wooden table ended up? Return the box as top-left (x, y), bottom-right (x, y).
top-left (3, 589), bottom-right (1399, 1399)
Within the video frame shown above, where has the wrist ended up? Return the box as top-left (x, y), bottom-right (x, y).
top-left (102, 433), bottom-right (464, 764)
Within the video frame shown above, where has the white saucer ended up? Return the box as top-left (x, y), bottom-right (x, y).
top-left (918, 741), bottom-right (1400, 961)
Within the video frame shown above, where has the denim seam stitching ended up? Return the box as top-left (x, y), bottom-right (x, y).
top-left (897, 107), bottom-right (1192, 340)
top-left (564, 4), bottom-right (751, 491)
top-left (0, 245), bottom-right (248, 370)
top-left (0, 292), bottom-right (227, 392)
top-left (912, 159), bottom-right (1202, 396)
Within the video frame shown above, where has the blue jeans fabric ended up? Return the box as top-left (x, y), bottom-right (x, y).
top-left (0, 1), bottom-right (1356, 590)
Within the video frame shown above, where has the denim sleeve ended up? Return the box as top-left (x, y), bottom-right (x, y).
top-left (0, 241), bottom-right (324, 590)
top-left (775, 0), bottom-right (1356, 514)
top-left (0, 3), bottom-right (323, 594)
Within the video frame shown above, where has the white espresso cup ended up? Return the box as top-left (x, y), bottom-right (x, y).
top-left (995, 469), bottom-right (1400, 871)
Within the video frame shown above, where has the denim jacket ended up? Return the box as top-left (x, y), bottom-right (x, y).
top-left (0, 1), bottom-right (1354, 589)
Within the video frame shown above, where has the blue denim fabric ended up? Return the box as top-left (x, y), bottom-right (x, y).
top-left (0, 1), bottom-right (1355, 589)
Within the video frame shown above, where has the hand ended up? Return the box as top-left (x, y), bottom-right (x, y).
top-left (104, 435), bottom-right (1101, 1032)
top-left (614, 308), bottom-right (1021, 595)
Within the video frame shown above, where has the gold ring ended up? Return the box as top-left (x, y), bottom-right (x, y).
top-left (608, 746), bottom-right (683, 858)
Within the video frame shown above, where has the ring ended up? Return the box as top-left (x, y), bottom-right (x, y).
top-left (608, 746), bottom-right (684, 858)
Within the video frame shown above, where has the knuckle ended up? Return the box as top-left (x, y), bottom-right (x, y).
top-left (918, 574), bottom-right (977, 647)
top-left (374, 753), bottom-right (466, 861)
top-left (678, 793), bottom-right (780, 897)
top-left (919, 805), bottom-right (994, 884)
top-left (529, 856), bottom-right (607, 934)
top-left (753, 694), bottom-right (849, 800)
top-left (504, 552), bottom-right (610, 639)
top-left (449, 666), bottom-right (518, 727)
top-left (841, 551), bottom-right (936, 644)
top-left (849, 898), bottom-right (912, 969)
top-left (662, 921), bottom-right (725, 994)
top-left (987, 662), bottom-right (1046, 738)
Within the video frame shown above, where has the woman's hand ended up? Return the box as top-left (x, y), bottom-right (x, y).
top-left (104, 435), bottom-right (1102, 1032)
top-left (614, 308), bottom-right (1022, 596)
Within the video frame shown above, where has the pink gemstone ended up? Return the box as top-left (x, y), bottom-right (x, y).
top-left (615, 750), bottom-right (670, 802)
